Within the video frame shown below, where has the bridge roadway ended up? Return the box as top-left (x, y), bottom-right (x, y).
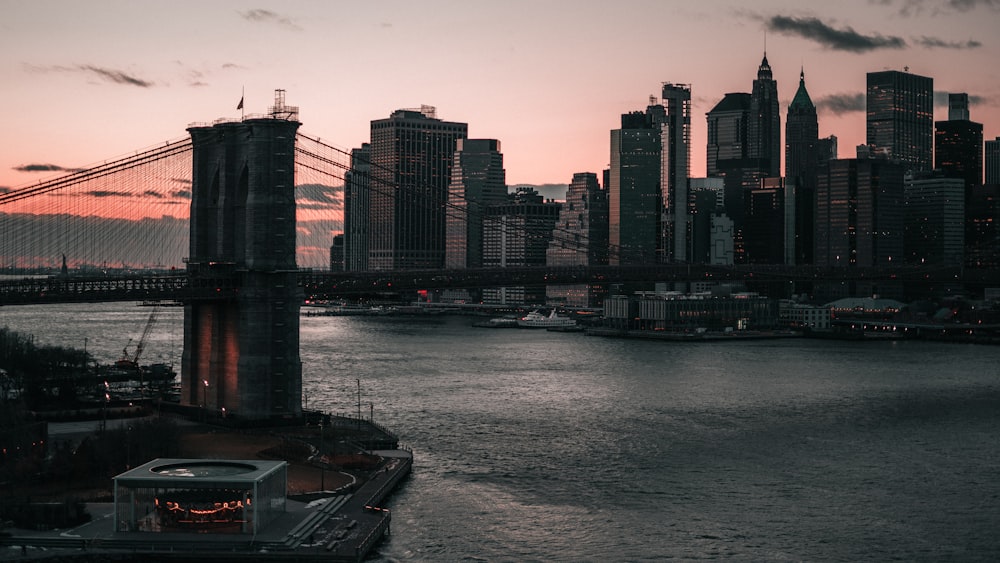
top-left (1, 263), bottom-right (997, 306)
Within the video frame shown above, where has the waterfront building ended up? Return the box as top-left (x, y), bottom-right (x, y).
top-left (344, 143), bottom-right (370, 271)
top-left (368, 107), bottom-right (467, 270)
top-left (778, 301), bottom-right (832, 331)
top-left (114, 459), bottom-right (287, 534)
top-left (904, 174), bottom-right (965, 265)
top-left (482, 187), bottom-right (561, 305)
top-left (661, 83), bottom-right (692, 262)
top-left (866, 69), bottom-right (934, 173)
top-left (935, 93), bottom-right (983, 189)
top-left (603, 289), bottom-right (777, 331)
top-left (609, 106), bottom-right (664, 265)
top-left (749, 53), bottom-right (781, 178)
top-left (545, 172), bottom-right (609, 307)
top-left (445, 139), bottom-right (507, 270)
top-left (785, 69), bottom-right (820, 265)
top-left (987, 137), bottom-right (1000, 185)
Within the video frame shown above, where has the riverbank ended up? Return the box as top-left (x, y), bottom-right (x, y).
top-left (0, 415), bottom-right (413, 562)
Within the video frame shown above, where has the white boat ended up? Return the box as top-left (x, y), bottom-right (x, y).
top-left (517, 309), bottom-right (578, 329)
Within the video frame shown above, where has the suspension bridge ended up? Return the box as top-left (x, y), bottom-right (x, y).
top-left (1, 126), bottom-right (995, 306)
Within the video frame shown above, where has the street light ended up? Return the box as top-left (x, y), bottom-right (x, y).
top-left (202, 379), bottom-right (209, 419)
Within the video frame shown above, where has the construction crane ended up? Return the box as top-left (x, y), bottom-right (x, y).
top-left (119, 305), bottom-right (159, 368)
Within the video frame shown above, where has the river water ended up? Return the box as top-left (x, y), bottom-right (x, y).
top-left (3, 303), bottom-right (1000, 561)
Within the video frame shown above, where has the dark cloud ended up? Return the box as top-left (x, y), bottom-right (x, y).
top-left (934, 92), bottom-right (989, 107)
top-left (13, 163), bottom-right (83, 173)
top-left (0, 187), bottom-right (11, 194)
top-left (23, 63), bottom-right (152, 87)
top-left (78, 65), bottom-right (152, 87)
top-left (143, 190), bottom-right (164, 199)
top-left (817, 93), bottom-right (866, 115)
top-left (879, 0), bottom-right (1000, 17)
top-left (171, 189), bottom-right (192, 199)
top-left (85, 190), bottom-right (134, 198)
top-left (914, 36), bottom-right (982, 49)
top-left (766, 15), bottom-right (906, 52)
top-left (239, 9), bottom-right (301, 31)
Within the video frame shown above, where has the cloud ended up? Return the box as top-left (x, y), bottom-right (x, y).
top-left (296, 184), bottom-right (342, 208)
top-left (85, 190), bottom-right (134, 198)
top-left (79, 65), bottom-right (152, 87)
top-left (914, 36), bottom-right (982, 49)
top-left (23, 63), bottom-right (152, 87)
top-left (13, 163), bottom-right (84, 173)
top-left (878, 0), bottom-right (1000, 17)
top-left (0, 186), bottom-right (11, 194)
top-left (766, 15), bottom-right (906, 52)
top-left (170, 189), bottom-right (192, 199)
top-left (816, 93), bottom-right (866, 115)
top-left (239, 9), bottom-right (301, 31)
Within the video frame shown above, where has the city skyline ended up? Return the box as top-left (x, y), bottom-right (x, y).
top-left (3, 0), bottom-right (1000, 198)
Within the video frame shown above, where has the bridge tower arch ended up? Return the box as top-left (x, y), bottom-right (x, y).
top-left (182, 99), bottom-right (302, 421)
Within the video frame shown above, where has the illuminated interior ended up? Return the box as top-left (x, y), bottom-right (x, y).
top-left (113, 459), bottom-right (286, 535)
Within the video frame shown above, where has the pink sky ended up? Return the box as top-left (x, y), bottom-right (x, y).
top-left (2, 0), bottom-right (999, 197)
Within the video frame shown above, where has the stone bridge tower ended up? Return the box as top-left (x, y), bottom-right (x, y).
top-left (181, 91), bottom-right (302, 421)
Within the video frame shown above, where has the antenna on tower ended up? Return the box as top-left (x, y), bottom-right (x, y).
top-left (649, 95), bottom-right (657, 106)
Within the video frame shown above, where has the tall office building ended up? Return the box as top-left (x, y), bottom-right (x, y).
top-left (935, 93), bottom-right (983, 188)
top-left (609, 107), bottom-right (663, 265)
top-left (749, 53), bottom-right (781, 177)
top-left (661, 83), bottom-right (692, 262)
top-left (482, 187), bottom-right (561, 305)
top-left (546, 172), bottom-right (609, 307)
top-left (785, 69), bottom-right (819, 265)
top-left (866, 69), bottom-right (934, 172)
top-left (743, 178), bottom-right (787, 264)
top-left (707, 93), bottom-right (752, 178)
top-left (445, 139), bottom-right (506, 269)
top-left (368, 107), bottom-right (467, 270)
top-left (816, 157), bottom-right (905, 268)
top-left (706, 93), bottom-right (760, 232)
top-left (904, 174), bottom-right (965, 265)
top-left (987, 137), bottom-right (1000, 185)
top-left (343, 143), bottom-right (370, 271)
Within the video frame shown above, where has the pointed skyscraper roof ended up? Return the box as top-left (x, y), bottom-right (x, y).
top-left (789, 67), bottom-right (814, 111)
top-left (757, 52), bottom-right (773, 81)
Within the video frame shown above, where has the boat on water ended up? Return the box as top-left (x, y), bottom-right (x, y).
top-left (517, 309), bottom-right (579, 329)
top-left (473, 317), bottom-right (519, 328)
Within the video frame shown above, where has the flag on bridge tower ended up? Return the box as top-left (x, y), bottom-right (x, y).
top-left (237, 96), bottom-right (244, 110)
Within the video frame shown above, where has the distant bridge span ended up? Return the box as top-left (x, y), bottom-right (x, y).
top-left (3, 264), bottom-right (997, 306)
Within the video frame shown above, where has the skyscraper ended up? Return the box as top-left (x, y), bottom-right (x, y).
top-left (368, 107), bottom-right (467, 270)
top-left (785, 69), bottom-right (819, 265)
top-left (546, 172), bottom-right (609, 307)
top-left (482, 187), bottom-right (561, 305)
top-left (987, 137), bottom-right (1000, 185)
top-left (445, 139), bottom-right (506, 269)
top-left (815, 156), bottom-right (905, 268)
top-left (904, 174), bottom-right (965, 265)
top-left (935, 93), bottom-right (983, 188)
top-left (866, 69), bottom-right (934, 172)
top-left (609, 107), bottom-right (663, 265)
top-left (661, 83), bottom-right (692, 262)
top-left (749, 53), bottom-right (781, 177)
top-left (343, 143), bottom-right (370, 271)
